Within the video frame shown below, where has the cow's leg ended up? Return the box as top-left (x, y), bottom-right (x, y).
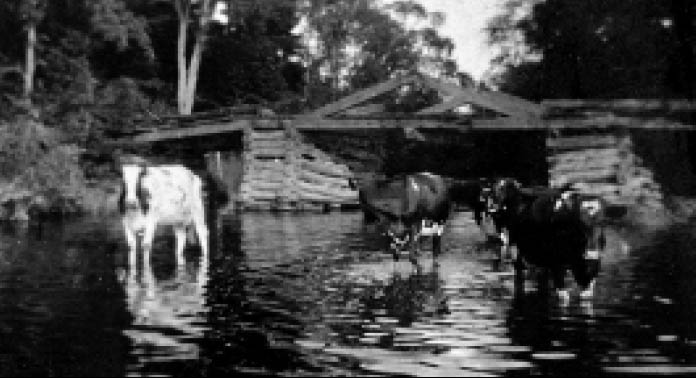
top-left (141, 218), bottom-right (156, 264)
top-left (432, 222), bottom-right (444, 257)
top-left (475, 208), bottom-right (488, 237)
top-left (573, 257), bottom-right (600, 300)
top-left (432, 235), bottom-right (441, 257)
top-left (122, 219), bottom-right (138, 266)
top-left (552, 269), bottom-right (570, 305)
top-left (579, 280), bottom-right (596, 300)
top-left (174, 226), bottom-right (186, 266)
top-left (513, 256), bottom-right (526, 297)
top-left (194, 220), bottom-right (209, 258)
top-left (193, 198), bottom-right (209, 257)
top-left (499, 228), bottom-right (511, 261)
top-left (408, 227), bottom-right (420, 266)
top-left (142, 252), bottom-right (156, 300)
top-left (475, 210), bottom-right (483, 227)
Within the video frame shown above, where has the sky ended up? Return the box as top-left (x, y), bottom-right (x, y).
top-left (217, 0), bottom-right (506, 82)
top-left (418, 0), bottom-right (505, 81)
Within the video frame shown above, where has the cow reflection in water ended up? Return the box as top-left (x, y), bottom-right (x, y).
top-left (367, 260), bottom-right (449, 325)
top-left (119, 253), bottom-right (209, 364)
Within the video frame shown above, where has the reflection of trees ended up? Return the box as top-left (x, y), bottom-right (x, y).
top-left (0, 220), bottom-right (128, 376)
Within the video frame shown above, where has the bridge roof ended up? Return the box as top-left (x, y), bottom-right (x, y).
top-left (307, 73), bottom-right (545, 122)
top-left (120, 75), bottom-right (696, 144)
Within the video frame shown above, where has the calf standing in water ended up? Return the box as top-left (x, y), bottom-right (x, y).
top-left (119, 160), bottom-right (210, 265)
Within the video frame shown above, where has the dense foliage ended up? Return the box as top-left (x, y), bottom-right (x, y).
top-left (0, 0), bottom-right (460, 137)
top-left (487, 0), bottom-right (696, 100)
top-left (0, 0), bottom-right (460, 217)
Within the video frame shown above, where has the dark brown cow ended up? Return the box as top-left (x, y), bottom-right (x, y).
top-left (358, 172), bottom-right (484, 264)
top-left (488, 178), bottom-right (610, 301)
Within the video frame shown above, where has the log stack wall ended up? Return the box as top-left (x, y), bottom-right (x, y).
top-left (547, 131), bottom-right (665, 211)
top-left (239, 119), bottom-right (358, 211)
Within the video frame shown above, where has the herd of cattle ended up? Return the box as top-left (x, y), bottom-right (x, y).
top-left (358, 172), bottom-right (619, 301)
top-left (118, 157), bottom-right (623, 304)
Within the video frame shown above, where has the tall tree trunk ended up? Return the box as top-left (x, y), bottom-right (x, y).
top-left (183, 0), bottom-right (212, 115)
top-left (175, 0), bottom-right (212, 115)
top-left (24, 21), bottom-right (36, 101)
top-left (183, 31), bottom-right (204, 114)
top-left (175, 0), bottom-right (190, 114)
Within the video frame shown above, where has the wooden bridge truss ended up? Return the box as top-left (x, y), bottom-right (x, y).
top-left (120, 73), bottom-right (696, 212)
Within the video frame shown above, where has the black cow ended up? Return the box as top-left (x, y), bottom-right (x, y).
top-left (488, 178), bottom-right (607, 301)
top-left (358, 172), bottom-right (484, 264)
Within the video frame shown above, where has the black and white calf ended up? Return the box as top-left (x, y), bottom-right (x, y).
top-left (119, 161), bottom-right (209, 265)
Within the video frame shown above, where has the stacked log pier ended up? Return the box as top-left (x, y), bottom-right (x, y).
top-left (547, 131), bottom-right (664, 211)
top-left (239, 119), bottom-right (358, 211)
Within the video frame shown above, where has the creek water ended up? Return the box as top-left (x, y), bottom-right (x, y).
top-left (0, 212), bottom-right (695, 376)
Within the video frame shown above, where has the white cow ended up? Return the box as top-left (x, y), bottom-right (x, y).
top-left (119, 161), bottom-right (209, 265)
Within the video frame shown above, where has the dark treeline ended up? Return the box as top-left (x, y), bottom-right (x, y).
top-left (487, 0), bottom-right (696, 100)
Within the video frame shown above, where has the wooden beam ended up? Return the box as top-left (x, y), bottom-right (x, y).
top-left (547, 135), bottom-right (620, 150)
top-left (417, 75), bottom-right (544, 119)
top-left (543, 99), bottom-right (696, 112)
top-left (343, 103), bottom-right (385, 116)
top-left (309, 75), bottom-right (418, 117)
top-left (119, 112), bottom-right (696, 145)
top-left (416, 96), bottom-right (470, 115)
top-left (294, 117), bottom-right (466, 130)
top-left (132, 119), bottom-right (248, 143)
top-left (294, 116), bottom-right (544, 130)
top-left (546, 116), bottom-right (695, 130)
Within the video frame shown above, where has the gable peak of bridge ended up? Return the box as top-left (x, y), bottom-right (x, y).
top-left (307, 73), bottom-right (544, 120)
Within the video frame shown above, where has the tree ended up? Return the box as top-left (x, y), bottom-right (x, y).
top-left (19, 0), bottom-right (47, 101)
top-left (172, 0), bottom-right (217, 115)
top-left (487, 0), bottom-right (696, 100)
top-left (197, 1), bottom-right (303, 108)
top-left (298, 0), bottom-right (462, 108)
top-left (0, 0), bottom-right (47, 105)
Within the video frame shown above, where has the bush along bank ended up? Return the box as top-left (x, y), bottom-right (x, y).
top-left (0, 118), bottom-right (116, 221)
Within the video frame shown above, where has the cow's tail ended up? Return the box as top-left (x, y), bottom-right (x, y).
top-left (358, 189), bottom-right (380, 223)
top-left (203, 172), bottom-right (230, 208)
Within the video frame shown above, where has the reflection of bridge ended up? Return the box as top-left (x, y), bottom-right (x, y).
top-left (119, 73), bottom-right (696, 213)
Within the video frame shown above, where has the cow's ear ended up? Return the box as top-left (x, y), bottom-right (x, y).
top-left (139, 163), bottom-right (149, 177)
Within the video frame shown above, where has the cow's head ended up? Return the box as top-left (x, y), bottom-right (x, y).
top-left (488, 178), bottom-right (522, 215)
top-left (553, 191), bottom-right (606, 285)
top-left (119, 163), bottom-right (151, 214)
top-left (384, 216), bottom-right (411, 253)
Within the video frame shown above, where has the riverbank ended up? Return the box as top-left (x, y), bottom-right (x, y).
top-left (0, 179), bottom-right (119, 221)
